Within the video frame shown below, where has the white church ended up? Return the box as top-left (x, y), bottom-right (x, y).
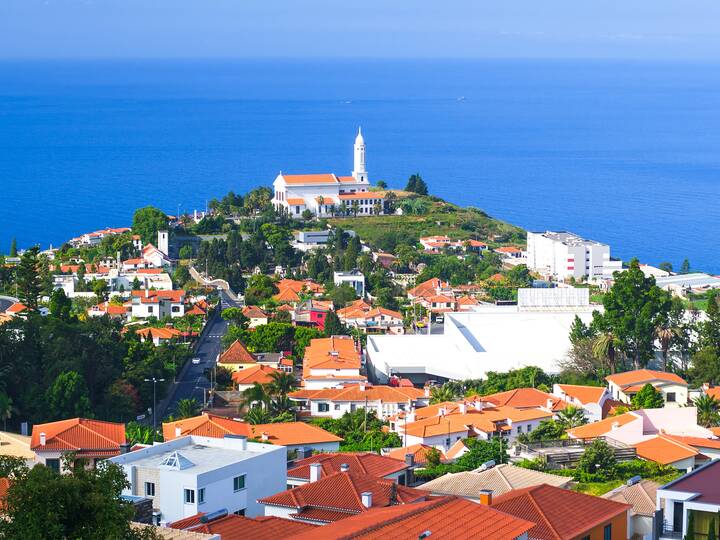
top-left (272, 129), bottom-right (386, 218)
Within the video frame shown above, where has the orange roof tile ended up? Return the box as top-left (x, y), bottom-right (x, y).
top-left (259, 471), bottom-right (427, 521)
top-left (482, 388), bottom-right (566, 411)
top-left (171, 514), bottom-right (317, 539)
top-left (492, 483), bottom-right (630, 540)
top-left (136, 327), bottom-right (182, 340)
top-left (219, 340), bottom-right (256, 365)
top-left (567, 412), bottom-right (639, 439)
top-left (30, 418), bottom-right (125, 457)
top-left (337, 175), bottom-right (362, 184)
top-left (495, 246), bottom-right (522, 253)
top-left (289, 496), bottom-right (535, 540)
top-left (387, 444), bottom-right (444, 465)
top-left (162, 413), bottom-right (342, 446)
top-left (290, 384), bottom-right (424, 404)
top-left (556, 384), bottom-right (606, 404)
top-left (242, 305), bottom-right (268, 319)
top-left (605, 369), bottom-right (687, 387)
top-left (303, 336), bottom-right (361, 377)
top-left (231, 364), bottom-right (280, 385)
top-left (445, 438), bottom-right (470, 460)
top-left (288, 452), bottom-right (408, 481)
top-left (5, 303), bottom-right (28, 314)
top-left (407, 278), bottom-right (448, 299)
top-left (634, 435), bottom-right (698, 465)
top-left (286, 198), bottom-right (306, 205)
top-left (282, 174), bottom-right (339, 185)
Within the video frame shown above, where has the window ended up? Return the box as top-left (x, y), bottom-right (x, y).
top-left (334, 404), bottom-right (341, 410)
top-left (234, 508), bottom-right (246, 516)
top-left (144, 482), bottom-right (155, 497)
top-left (171, 306), bottom-right (180, 313)
top-left (233, 475), bottom-right (246, 492)
top-left (318, 403), bottom-right (330, 412)
top-left (148, 306), bottom-right (154, 313)
top-left (517, 425), bottom-right (523, 434)
top-left (46, 458), bottom-right (60, 472)
top-left (581, 536), bottom-right (590, 540)
top-left (666, 392), bottom-right (676, 403)
top-left (603, 524), bottom-right (612, 540)
top-left (198, 488), bottom-right (205, 504)
top-left (184, 489), bottom-right (195, 504)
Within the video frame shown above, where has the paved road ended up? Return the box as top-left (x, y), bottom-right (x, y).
top-left (160, 291), bottom-right (242, 419)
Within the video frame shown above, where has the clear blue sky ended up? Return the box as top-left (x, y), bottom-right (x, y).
top-left (2, 0), bottom-right (720, 60)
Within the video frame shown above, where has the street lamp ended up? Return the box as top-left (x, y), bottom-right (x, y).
top-left (144, 377), bottom-right (166, 431)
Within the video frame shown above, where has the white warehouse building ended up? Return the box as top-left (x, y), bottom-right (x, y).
top-left (526, 230), bottom-right (622, 281)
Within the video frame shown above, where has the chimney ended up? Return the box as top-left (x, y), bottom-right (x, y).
top-left (120, 442), bottom-right (131, 454)
top-left (546, 399), bottom-right (554, 410)
top-left (261, 432), bottom-right (269, 442)
top-left (438, 407), bottom-right (446, 417)
top-left (39, 432), bottom-right (46, 446)
top-left (309, 462), bottom-right (322, 482)
top-left (478, 490), bottom-right (493, 505)
top-left (475, 401), bottom-right (484, 411)
top-left (361, 491), bottom-right (373, 508)
top-left (340, 463), bottom-right (350, 472)
top-left (223, 434), bottom-right (247, 451)
top-left (175, 426), bottom-right (182, 438)
top-left (459, 402), bottom-right (467, 414)
top-left (359, 383), bottom-right (366, 392)
top-left (405, 453), bottom-right (415, 467)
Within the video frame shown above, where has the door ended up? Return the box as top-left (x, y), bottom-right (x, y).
top-left (673, 502), bottom-right (683, 532)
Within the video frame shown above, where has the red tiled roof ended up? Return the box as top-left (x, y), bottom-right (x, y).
top-left (136, 327), bottom-right (182, 340)
top-left (30, 418), bottom-right (126, 456)
top-left (606, 369), bottom-right (687, 387)
top-left (290, 384), bottom-right (424, 404)
top-left (288, 495), bottom-right (535, 540)
top-left (338, 192), bottom-right (385, 200)
top-left (567, 412), bottom-right (639, 439)
top-left (492, 484), bottom-right (630, 540)
top-left (219, 340), bottom-right (256, 365)
top-left (282, 174), bottom-right (339, 185)
top-left (259, 471), bottom-right (427, 521)
top-left (407, 278), bottom-right (449, 299)
top-left (162, 413), bottom-right (342, 446)
top-left (0, 477), bottom-right (9, 512)
top-left (231, 364), bottom-right (280, 385)
top-left (634, 435), bottom-right (699, 465)
top-left (387, 444), bottom-right (444, 465)
top-left (287, 452), bottom-right (407, 481)
top-left (556, 384), bottom-right (606, 405)
top-left (5, 303), bottom-right (28, 314)
top-left (482, 388), bottom-right (566, 411)
top-left (243, 305), bottom-right (268, 318)
top-left (170, 513), bottom-right (317, 539)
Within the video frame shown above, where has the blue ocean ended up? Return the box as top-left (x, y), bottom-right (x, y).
top-left (0, 59), bottom-right (718, 273)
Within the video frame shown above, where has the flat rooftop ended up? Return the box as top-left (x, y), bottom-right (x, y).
top-left (655, 273), bottom-right (720, 289)
top-left (533, 230), bottom-right (607, 248)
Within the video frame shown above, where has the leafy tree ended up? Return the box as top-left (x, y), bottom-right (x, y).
top-left (244, 275), bottom-right (278, 306)
top-left (569, 316), bottom-right (595, 345)
top-left (132, 206), bottom-right (169, 245)
top-left (242, 383), bottom-right (270, 411)
top-left (455, 438), bottom-right (508, 470)
top-left (45, 371), bottom-right (93, 420)
top-left (126, 421), bottom-right (163, 445)
top-left (9, 237), bottom-right (17, 257)
top-left (324, 310), bottom-right (347, 337)
top-left (376, 180), bottom-right (387, 189)
top-left (577, 438), bottom-right (617, 479)
top-left (221, 307), bottom-right (249, 328)
top-left (592, 331), bottom-right (621, 375)
top-left (175, 398), bottom-right (201, 419)
top-left (266, 370), bottom-right (297, 401)
top-left (658, 262), bottom-right (673, 273)
top-left (245, 406), bottom-right (272, 425)
top-left (519, 419), bottom-right (566, 442)
top-left (426, 447), bottom-right (442, 467)
top-left (593, 259), bottom-right (672, 368)
top-left (214, 366), bottom-right (234, 390)
top-left (15, 246), bottom-right (42, 310)
top-left (92, 279), bottom-right (109, 302)
top-left (328, 283), bottom-right (358, 308)
top-left (301, 209), bottom-right (314, 221)
top-left (311, 408), bottom-right (401, 451)
top-left (694, 394), bottom-right (720, 427)
top-left (49, 288), bottom-right (72, 320)
top-left (178, 245), bottom-right (194, 259)
top-left (631, 383), bottom-right (665, 409)
top-left (0, 456), bottom-right (161, 540)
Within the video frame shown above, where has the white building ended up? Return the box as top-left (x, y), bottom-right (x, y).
top-left (130, 289), bottom-right (185, 320)
top-left (526, 230), bottom-right (622, 281)
top-left (333, 270), bottom-right (365, 297)
top-left (367, 289), bottom-right (598, 384)
top-left (272, 129), bottom-right (386, 219)
top-left (109, 434), bottom-right (286, 524)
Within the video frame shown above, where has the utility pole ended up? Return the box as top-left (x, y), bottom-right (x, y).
top-left (144, 377), bottom-right (165, 431)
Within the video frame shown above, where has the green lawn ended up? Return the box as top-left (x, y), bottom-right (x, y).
top-left (574, 470), bottom-right (682, 496)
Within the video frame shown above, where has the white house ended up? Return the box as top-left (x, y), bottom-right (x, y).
top-left (130, 289), bottom-right (186, 320)
top-left (272, 129), bottom-right (386, 219)
top-left (109, 434), bottom-right (286, 524)
top-left (333, 270), bottom-right (365, 297)
top-left (302, 336), bottom-right (367, 390)
top-left (552, 383), bottom-right (609, 422)
top-left (289, 384), bottom-right (428, 420)
top-left (526, 230), bottom-right (622, 281)
top-left (605, 369), bottom-right (689, 407)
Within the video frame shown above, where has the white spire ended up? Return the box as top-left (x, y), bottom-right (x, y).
top-left (352, 127), bottom-right (367, 182)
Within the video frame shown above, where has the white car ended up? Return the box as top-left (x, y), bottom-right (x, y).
top-left (191, 357), bottom-right (201, 365)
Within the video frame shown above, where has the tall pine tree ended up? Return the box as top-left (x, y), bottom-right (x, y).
top-left (15, 246), bottom-right (42, 310)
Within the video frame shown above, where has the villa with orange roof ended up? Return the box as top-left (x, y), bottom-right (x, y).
top-left (481, 388), bottom-right (567, 413)
top-left (287, 452), bottom-right (411, 487)
top-left (336, 300), bottom-right (404, 335)
top-left (136, 326), bottom-right (183, 345)
top-left (272, 129), bottom-right (386, 219)
top-left (130, 289), bottom-right (186, 319)
top-left (606, 369), bottom-right (688, 406)
top-left (302, 336), bottom-right (366, 390)
top-left (419, 235), bottom-right (488, 254)
top-left (232, 364), bottom-right (281, 391)
top-left (162, 413), bottom-right (342, 453)
top-left (87, 300), bottom-right (129, 319)
top-left (289, 383), bottom-right (428, 420)
top-left (242, 305), bottom-right (269, 328)
top-left (217, 339), bottom-right (283, 373)
top-left (552, 383), bottom-right (609, 421)
top-left (31, 418), bottom-right (127, 472)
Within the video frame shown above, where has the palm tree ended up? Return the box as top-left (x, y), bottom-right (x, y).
top-left (241, 382), bottom-right (270, 411)
top-left (351, 200), bottom-right (360, 217)
top-left (175, 398), bottom-right (201, 419)
top-left (339, 202), bottom-right (349, 217)
top-left (373, 201), bottom-right (382, 215)
top-left (267, 371), bottom-right (297, 400)
top-left (317, 195), bottom-right (325, 216)
top-left (655, 323), bottom-right (681, 372)
top-left (556, 405), bottom-right (587, 429)
top-left (269, 395), bottom-right (295, 417)
top-left (429, 384), bottom-right (455, 405)
top-left (593, 331), bottom-right (621, 374)
top-left (694, 394), bottom-right (720, 427)
top-left (246, 406), bottom-right (272, 425)
top-left (0, 393), bottom-right (14, 431)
